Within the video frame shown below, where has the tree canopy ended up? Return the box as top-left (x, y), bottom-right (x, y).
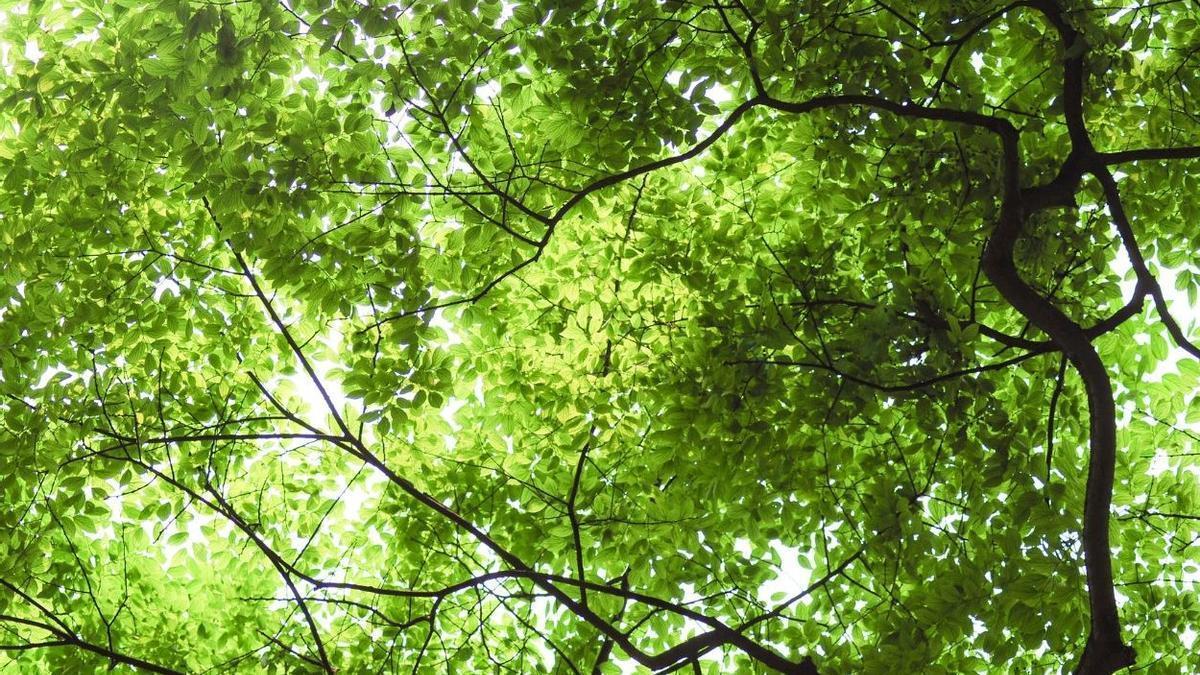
top-left (3, 0), bottom-right (1200, 672)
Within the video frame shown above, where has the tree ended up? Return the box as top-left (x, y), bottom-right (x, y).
top-left (2, 0), bottom-right (1200, 672)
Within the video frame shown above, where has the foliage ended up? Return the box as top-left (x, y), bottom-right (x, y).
top-left (2, 0), bottom-right (1200, 672)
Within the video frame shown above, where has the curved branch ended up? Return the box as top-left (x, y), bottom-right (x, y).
top-left (96, 442), bottom-right (813, 673)
top-left (731, 347), bottom-right (1049, 394)
top-left (1092, 167), bottom-right (1200, 360)
top-left (984, 206), bottom-right (1134, 675)
top-left (0, 589), bottom-right (182, 675)
top-left (978, 12), bottom-right (1134, 667)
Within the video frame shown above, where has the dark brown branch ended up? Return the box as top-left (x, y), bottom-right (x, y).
top-left (204, 198), bottom-right (357, 443)
top-left (1046, 354), bottom-right (1069, 485)
top-left (984, 4), bottom-right (1135, 672)
top-left (567, 432), bottom-right (595, 608)
top-left (731, 348), bottom-right (1047, 394)
top-left (98, 441), bottom-right (811, 673)
top-left (0, 586), bottom-right (182, 674)
top-left (1100, 146), bottom-right (1200, 164)
top-left (1092, 167), bottom-right (1200, 360)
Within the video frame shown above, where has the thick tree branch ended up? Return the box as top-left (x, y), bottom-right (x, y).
top-left (983, 4), bottom-right (1135, 672)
